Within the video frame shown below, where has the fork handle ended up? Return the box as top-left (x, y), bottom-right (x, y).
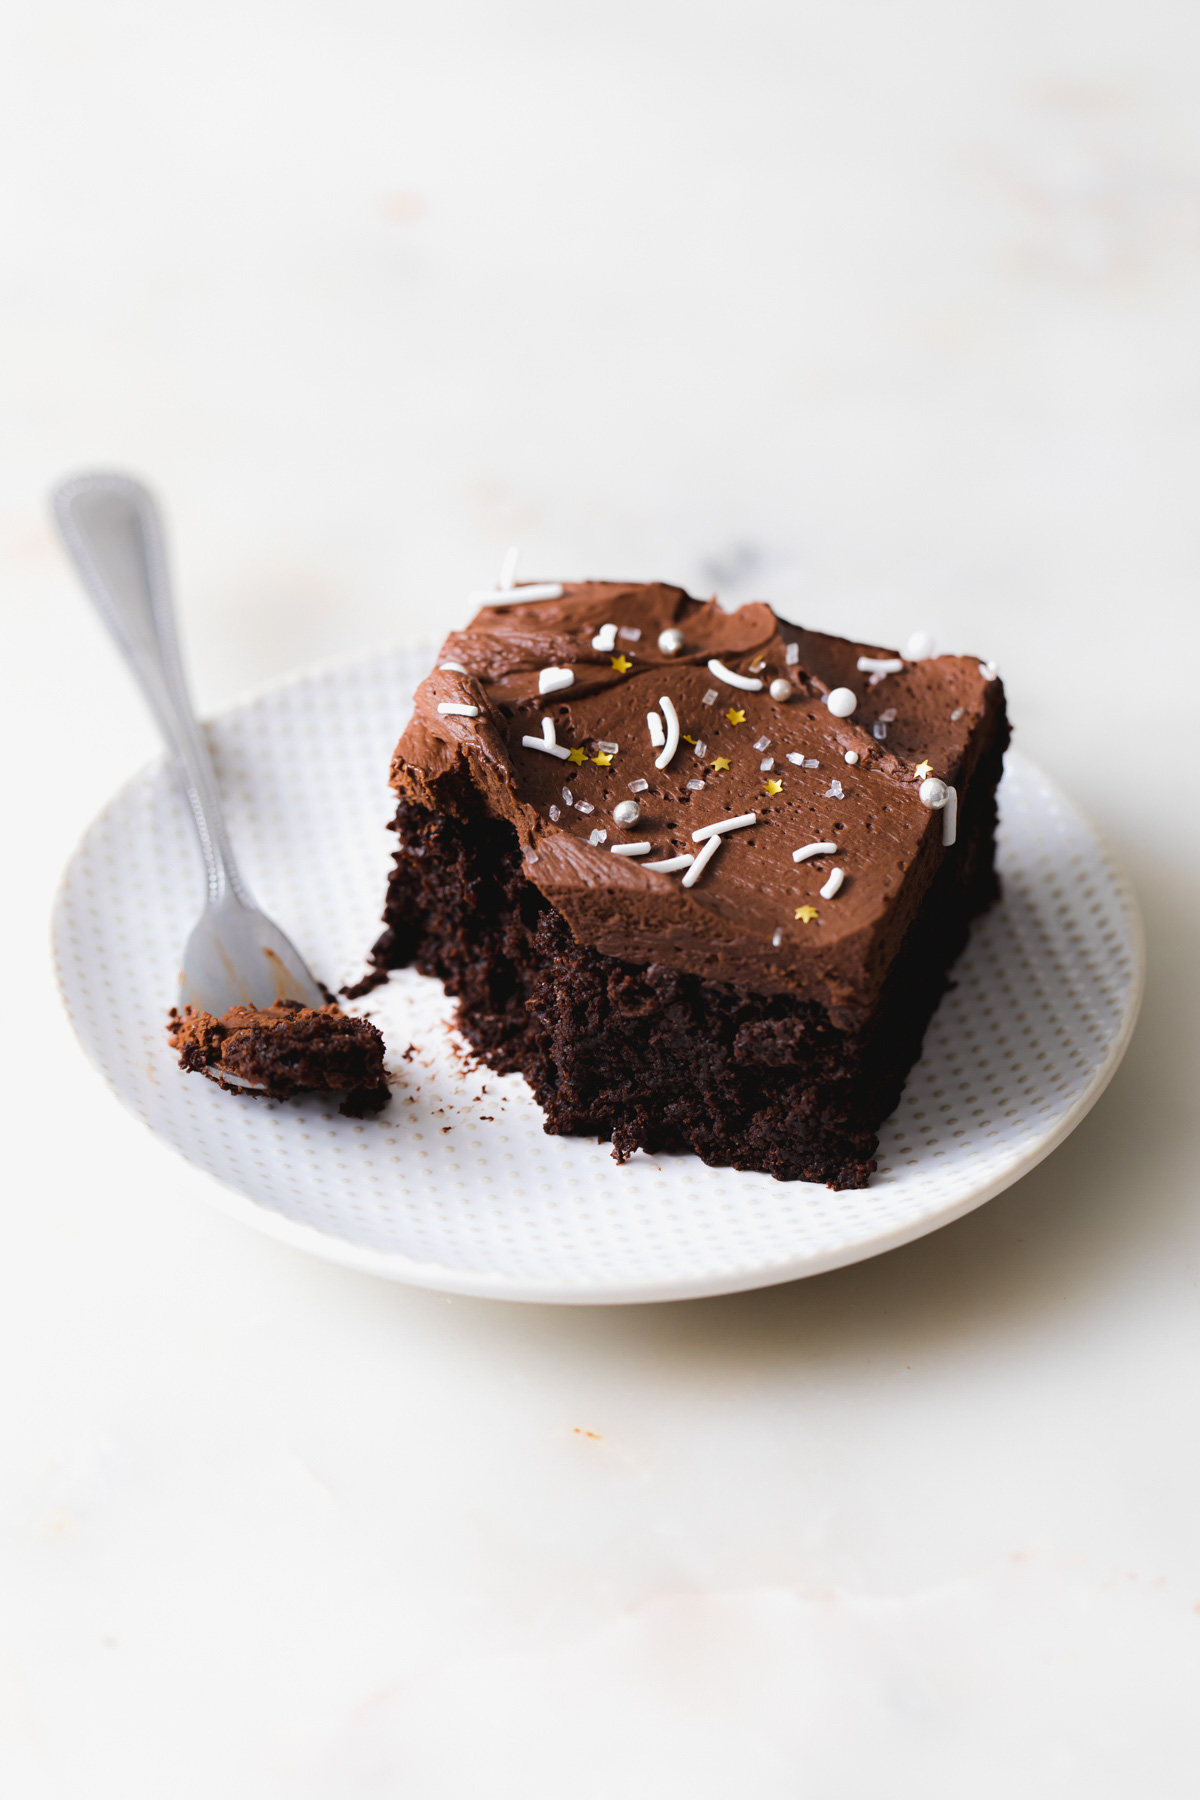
top-left (52, 471), bottom-right (251, 908)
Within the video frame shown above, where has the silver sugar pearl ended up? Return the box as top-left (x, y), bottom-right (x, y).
top-left (613, 799), bottom-right (641, 827)
top-left (919, 777), bottom-right (949, 810)
top-left (657, 627), bottom-right (685, 655)
top-left (769, 678), bottom-right (793, 702)
top-left (826, 687), bottom-right (857, 718)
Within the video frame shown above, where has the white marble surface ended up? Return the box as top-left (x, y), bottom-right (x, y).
top-left (2, 2), bottom-right (1199, 1793)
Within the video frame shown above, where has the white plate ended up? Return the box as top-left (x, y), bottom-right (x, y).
top-left (53, 647), bottom-right (1144, 1305)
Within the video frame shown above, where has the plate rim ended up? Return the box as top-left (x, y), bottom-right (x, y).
top-left (51, 649), bottom-right (1146, 1305)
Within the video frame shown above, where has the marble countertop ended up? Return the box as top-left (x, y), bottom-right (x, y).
top-left (3, 2), bottom-right (1199, 1794)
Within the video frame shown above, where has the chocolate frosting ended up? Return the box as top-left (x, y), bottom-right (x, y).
top-left (390, 583), bottom-right (1007, 1020)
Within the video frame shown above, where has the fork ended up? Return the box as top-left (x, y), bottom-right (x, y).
top-left (52, 471), bottom-right (327, 1017)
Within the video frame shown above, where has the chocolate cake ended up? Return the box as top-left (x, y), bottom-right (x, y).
top-left (355, 582), bottom-right (1008, 1187)
top-left (168, 1001), bottom-right (389, 1117)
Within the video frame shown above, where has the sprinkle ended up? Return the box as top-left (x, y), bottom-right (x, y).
top-left (618, 625), bottom-right (642, 642)
top-left (548, 805), bottom-right (561, 822)
top-left (907, 631), bottom-right (935, 660)
top-left (613, 800), bottom-right (640, 826)
top-left (785, 642), bottom-right (800, 666)
top-left (857, 656), bottom-right (903, 676)
top-left (702, 688), bottom-right (719, 706)
top-left (647, 711), bottom-right (665, 748)
top-left (681, 835), bottom-right (722, 887)
top-left (576, 801), bottom-right (595, 815)
top-left (754, 736), bottom-right (772, 751)
top-left (539, 666), bottom-right (574, 695)
top-left (437, 702), bottom-right (479, 717)
top-left (682, 734), bottom-right (696, 744)
top-left (844, 751), bottom-right (859, 765)
top-left (610, 654), bottom-right (633, 675)
top-left (628, 778), bottom-right (649, 793)
top-left (591, 752), bottom-right (613, 767)
top-left (764, 779), bottom-right (783, 796)
top-left (591, 623), bottom-right (618, 651)
top-left (749, 657), bottom-right (766, 673)
top-left (880, 708), bottom-right (897, 724)
top-left (525, 851), bottom-right (538, 865)
top-left (794, 906), bottom-right (819, 923)
top-left (521, 733), bottom-right (570, 760)
top-left (914, 760), bottom-right (933, 781)
top-left (709, 756), bottom-right (731, 773)
top-left (769, 678), bottom-right (793, 702)
top-left (707, 657), bottom-right (763, 693)
top-left (725, 707), bottom-right (746, 727)
top-left (610, 840), bottom-right (652, 856)
top-left (597, 740), bottom-right (619, 755)
top-left (873, 723), bottom-right (887, 740)
top-left (686, 778), bottom-right (706, 790)
top-left (470, 582), bottom-right (563, 605)
top-left (819, 867), bottom-right (845, 900)
top-left (951, 707), bottom-right (964, 722)
top-left (645, 853), bottom-right (694, 873)
top-left (826, 687), bottom-right (857, 718)
top-left (498, 545), bottom-right (520, 589)
top-left (439, 661), bottom-right (468, 673)
top-left (760, 757), bottom-right (774, 771)
top-left (919, 777), bottom-right (948, 810)
top-left (786, 752), bottom-right (805, 766)
top-left (692, 812), bottom-right (756, 842)
top-left (868, 671), bottom-right (888, 686)
top-left (693, 740), bottom-right (707, 759)
top-left (792, 841), bottom-right (837, 863)
top-left (566, 746), bottom-right (587, 765)
top-left (772, 928), bottom-right (783, 948)
top-left (804, 758), bottom-right (819, 769)
top-left (588, 828), bottom-right (607, 845)
top-left (824, 780), bottom-right (844, 799)
top-left (658, 627), bottom-right (684, 655)
top-left (943, 785), bottom-right (958, 846)
top-left (979, 661), bottom-right (998, 681)
top-left (656, 695), bottom-right (681, 770)
top-left (562, 787), bottom-right (573, 805)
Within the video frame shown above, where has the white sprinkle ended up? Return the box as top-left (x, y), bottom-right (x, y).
top-left (658, 627), bottom-right (684, 655)
top-left (844, 751), bottom-right (859, 765)
top-left (548, 805), bottom-right (561, 822)
top-left (978, 661), bottom-right (998, 681)
top-left (597, 740), bottom-right (619, 755)
top-left (873, 722), bottom-right (887, 740)
top-left (591, 623), bottom-right (618, 651)
top-left (760, 757), bottom-right (774, 772)
top-left (610, 841), bottom-right (652, 857)
top-left (693, 740), bottom-right (707, 759)
top-left (820, 867), bottom-right (845, 900)
top-left (826, 687), bottom-right (857, 718)
top-left (647, 711), bottom-right (665, 748)
top-left (951, 707), bottom-right (964, 722)
top-left (470, 583), bottom-right (563, 605)
top-left (656, 695), bottom-right (681, 770)
top-left (792, 841), bottom-right (837, 863)
top-left (857, 656), bottom-right (903, 676)
top-left (943, 785), bottom-right (958, 846)
top-left (880, 708), bottom-right (897, 723)
top-left (805, 758), bottom-right (819, 769)
top-left (613, 800), bottom-right (641, 827)
top-left (686, 778), bottom-right (705, 790)
top-left (521, 734), bottom-right (570, 760)
top-left (588, 828), bottom-right (607, 845)
top-left (824, 780), bottom-right (844, 799)
top-left (753, 736), bottom-right (772, 751)
top-left (786, 752), bottom-right (805, 766)
top-left (692, 812), bottom-right (756, 842)
top-left (498, 545), bottom-right (520, 589)
top-left (785, 642), bottom-right (799, 665)
top-left (439, 661), bottom-right (468, 673)
top-left (769, 678), bottom-right (793, 702)
top-left (868, 670), bottom-right (887, 686)
top-left (618, 625), bottom-right (641, 641)
top-left (541, 717), bottom-right (556, 743)
top-left (539, 666), bottom-right (574, 695)
top-left (772, 928), bottom-right (783, 948)
top-left (907, 631), bottom-right (935, 661)
top-left (919, 777), bottom-right (948, 810)
top-left (644, 853), bottom-right (695, 873)
top-left (526, 850), bottom-right (539, 865)
top-left (707, 657), bottom-right (763, 692)
top-left (562, 787), bottom-right (573, 805)
top-left (628, 778), bottom-right (649, 793)
top-left (576, 801), bottom-right (594, 815)
top-left (681, 834), bottom-right (722, 887)
top-left (437, 702), bottom-right (479, 717)
top-left (702, 688), bottom-right (719, 706)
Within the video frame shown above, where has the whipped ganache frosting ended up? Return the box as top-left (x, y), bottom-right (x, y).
top-left (391, 583), bottom-right (1007, 1020)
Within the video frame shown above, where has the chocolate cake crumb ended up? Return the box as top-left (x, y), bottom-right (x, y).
top-left (167, 1000), bottom-right (389, 1117)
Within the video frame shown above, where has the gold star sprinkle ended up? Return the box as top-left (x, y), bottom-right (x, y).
top-left (725, 707), bottom-right (746, 726)
top-left (591, 751), bottom-right (613, 766)
top-left (610, 654), bottom-right (633, 674)
top-left (709, 756), bottom-right (731, 773)
top-left (566, 747), bottom-right (587, 765)
top-left (764, 778), bottom-right (782, 797)
top-left (794, 906), bottom-right (819, 924)
top-left (914, 760), bottom-right (933, 780)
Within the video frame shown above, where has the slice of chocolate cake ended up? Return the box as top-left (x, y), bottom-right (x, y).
top-left (168, 1001), bottom-right (389, 1117)
top-left (355, 583), bottom-right (1008, 1187)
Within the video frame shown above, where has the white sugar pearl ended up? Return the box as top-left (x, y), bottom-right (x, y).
top-left (657, 627), bottom-right (684, 655)
top-left (907, 631), bottom-right (935, 660)
top-left (844, 750), bottom-right (859, 764)
top-left (826, 687), bottom-right (857, 718)
top-left (613, 800), bottom-right (641, 827)
top-left (768, 678), bottom-right (793, 701)
top-left (919, 777), bottom-right (949, 810)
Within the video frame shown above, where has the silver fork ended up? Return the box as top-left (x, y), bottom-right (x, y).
top-left (52, 470), bottom-right (327, 1017)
